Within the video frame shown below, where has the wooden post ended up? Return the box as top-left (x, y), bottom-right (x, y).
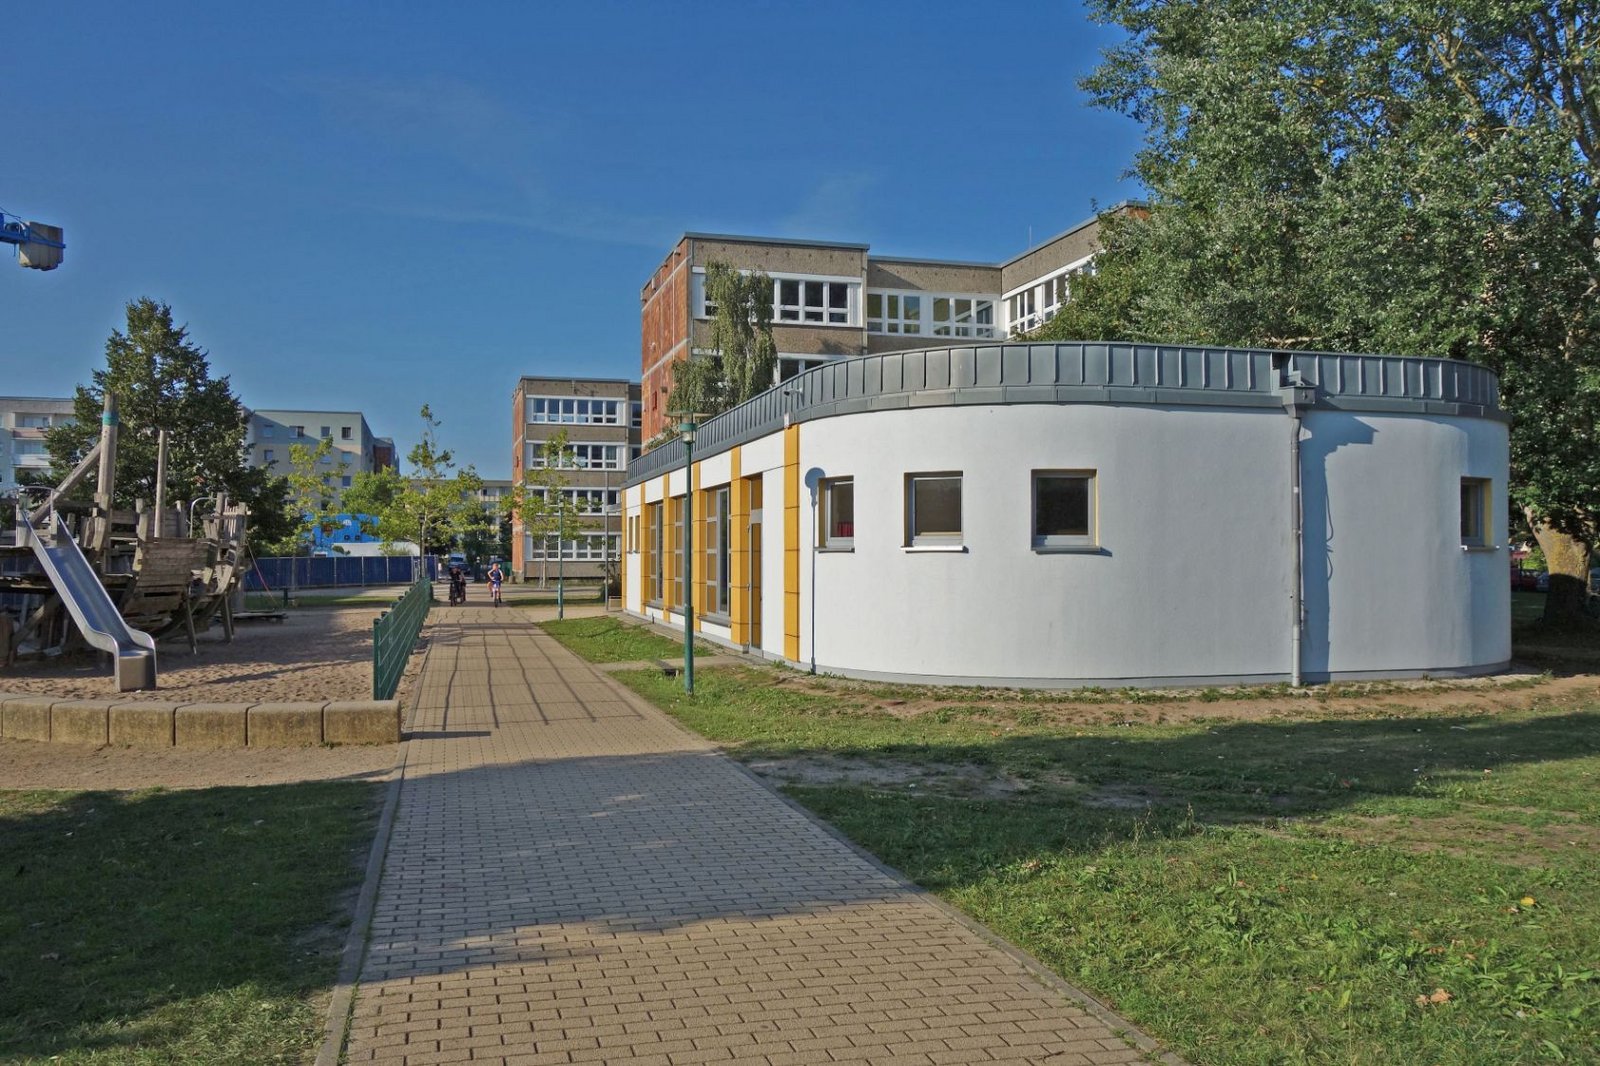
top-left (93, 392), bottom-right (118, 556)
top-left (153, 428), bottom-right (168, 540)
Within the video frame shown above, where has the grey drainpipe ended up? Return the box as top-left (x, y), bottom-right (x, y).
top-left (1276, 358), bottom-right (1316, 687)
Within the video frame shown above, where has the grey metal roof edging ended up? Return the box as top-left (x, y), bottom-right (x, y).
top-left (682, 232), bottom-right (872, 252)
top-left (623, 342), bottom-right (1504, 488)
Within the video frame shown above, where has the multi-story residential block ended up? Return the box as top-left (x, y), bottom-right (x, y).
top-left (244, 409), bottom-right (397, 493)
top-left (637, 204), bottom-right (1140, 440)
top-left (510, 377), bottom-right (641, 583)
top-left (0, 396), bottom-right (76, 492)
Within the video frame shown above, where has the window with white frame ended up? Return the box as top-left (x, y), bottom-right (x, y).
top-left (776, 278), bottom-right (851, 324)
top-left (341, 426), bottom-right (354, 440)
top-left (1032, 471), bottom-right (1096, 549)
top-left (707, 487), bottom-right (730, 616)
top-left (906, 473), bottom-right (962, 546)
top-left (628, 514), bottom-right (640, 554)
top-left (290, 425), bottom-right (305, 438)
top-left (320, 425), bottom-right (332, 438)
top-left (525, 396), bottom-right (624, 425)
top-left (820, 477), bottom-right (854, 548)
top-left (866, 292), bottom-right (923, 334)
top-left (1461, 477), bottom-right (1491, 547)
top-left (532, 487), bottom-right (619, 512)
top-left (1006, 260), bottom-right (1090, 336)
top-left (931, 297), bottom-right (995, 338)
top-left (263, 448), bottom-right (275, 463)
top-left (866, 289), bottom-right (998, 339)
top-left (779, 356), bottom-right (829, 382)
top-left (525, 441), bottom-right (623, 470)
top-left (525, 532), bottom-right (621, 561)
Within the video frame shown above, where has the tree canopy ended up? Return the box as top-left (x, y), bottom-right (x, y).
top-left (666, 262), bottom-right (777, 426)
top-left (341, 405), bottom-right (482, 555)
top-left (1045, 0), bottom-right (1599, 621)
top-left (45, 297), bottom-right (292, 546)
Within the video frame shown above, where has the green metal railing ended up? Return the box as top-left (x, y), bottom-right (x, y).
top-left (373, 576), bottom-right (433, 700)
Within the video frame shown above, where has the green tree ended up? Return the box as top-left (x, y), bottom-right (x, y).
top-left (44, 297), bottom-right (292, 548)
top-left (256, 436), bottom-right (349, 555)
top-left (343, 406), bottom-right (483, 555)
top-left (504, 431), bottom-right (593, 613)
top-left (1051, 0), bottom-right (1600, 624)
top-left (667, 262), bottom-right (778, 422)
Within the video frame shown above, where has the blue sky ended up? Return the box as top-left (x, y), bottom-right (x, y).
top-left (2, 1), bottom-right (1143, 474)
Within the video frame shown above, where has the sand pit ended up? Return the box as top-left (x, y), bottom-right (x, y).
top-left (0, 606), bottom-right (423, 705)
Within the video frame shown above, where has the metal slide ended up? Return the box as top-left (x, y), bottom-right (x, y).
top-left (18, 509), bottom-right (157, 691)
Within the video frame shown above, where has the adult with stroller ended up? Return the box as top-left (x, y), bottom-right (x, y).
top-left (448, 565), bottom-right (468, 606)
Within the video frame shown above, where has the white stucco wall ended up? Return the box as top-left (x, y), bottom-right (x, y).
top-left (624, 399), bottom-right (1510, 686)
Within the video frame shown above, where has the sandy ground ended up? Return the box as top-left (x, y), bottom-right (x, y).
top-left (0, 606), bottom-right (422, 705)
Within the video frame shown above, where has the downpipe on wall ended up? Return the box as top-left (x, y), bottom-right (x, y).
top-left (1276, 358), bottom-right (1314, 688)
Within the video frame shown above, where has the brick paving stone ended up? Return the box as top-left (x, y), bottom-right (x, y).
top-left (340, 608), bottom-right (1173, 1066)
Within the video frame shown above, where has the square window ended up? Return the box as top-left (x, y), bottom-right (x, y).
top-left (820, 477), bottom-right (854, 547)
top-left (1461, 477), bottom-right (1491, 547)
top-left (341, 426), bottom-right (353, 440)
top-left (262, 425), bottom-right (275, 438)
top-left (906, 473), bottom-right (962, 546)
top-left (341, 475), bottom-right (352, 488)
top-left (263, 448), bottom-right (275, 463)
top-left (1033, 471), bottom-right (1096, 549)
top-left (320, 425), bottom-right (332, 438)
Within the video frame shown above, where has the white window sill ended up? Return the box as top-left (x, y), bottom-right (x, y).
top-left (1461, 544), bottom-right (1500, 553)
top-left (817, 544), bottom-right (854, 553)
top-left (903, 544), bottom-right (967, 553)
top-left (1033, 544), bottom-right (1105, 555)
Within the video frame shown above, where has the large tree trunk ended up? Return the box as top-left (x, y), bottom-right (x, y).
top-left (1529, 519), bottom-right (1595, 627)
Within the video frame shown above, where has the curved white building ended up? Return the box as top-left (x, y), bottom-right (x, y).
top-left (620, 343), bottom-right (1510, 687)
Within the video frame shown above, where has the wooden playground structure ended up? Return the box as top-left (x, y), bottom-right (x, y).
top-left (0, 394), bottom-right (250, 689)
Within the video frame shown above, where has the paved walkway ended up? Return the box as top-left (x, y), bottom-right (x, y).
top-left (342, 608), bottom-right (1168, 1065)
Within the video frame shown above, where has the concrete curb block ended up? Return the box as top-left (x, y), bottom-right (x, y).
top-left (0, 692), bottom-right (401, 747)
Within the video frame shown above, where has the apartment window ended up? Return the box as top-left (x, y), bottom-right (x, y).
top-left (1033, 471), bottom-right (1096, 549)
top-left (648, 502), bottom-right (664, 601)
top-left (820, 477), bottom-right (854, 548)
top-left (776, 279), bottom-right (851, 324)
top-left (341, 426), bottom-right (353, 440)
top-left (906, 473), bottom-right (962, 546)
top-left (525, 396), bottom-right (623, 425)
top-left (341, 475), bottom-right (353, 488)
top-left (320, 451), bottom-right (332, 464)
top-left (290, 425), bottom-right (304, 438)
top-left (1461, 478), bottom-right (1491, 548)
top-left (320, 425), bottom-right (332, 438)
top-left (12, 440), bottom-right (48, 456)
top-left (779, 356), bottom-right (827, 382)
top-left (527, 532), bottom-right (621, 561)
top-left (631, 401), bottom-right (643, 430)
top-left (1007, 288), bottom-right (1037, 334)
top-left (15, 415), bottom-right (52, 428)
top-left (263, 448), bottom-right (275, 463)
top-left (526, 441), bottom-right (622, 470)
top-left (866, 292), bottom-right (922, 334)
top-left (261, 424), bottom-right (275, 438)
top-left (931, 297), bottom-right (995, 339)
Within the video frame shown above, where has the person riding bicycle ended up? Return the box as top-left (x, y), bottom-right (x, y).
top-left (487, 562), bottom-right (504, 606)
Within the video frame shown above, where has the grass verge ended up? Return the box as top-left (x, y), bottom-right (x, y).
top-left (541, 616), bottom-right (718, 663)
top-left (565, 614), bottom-right (1600, 1065)
top-left (0, 781), bottom-right (381, 1065)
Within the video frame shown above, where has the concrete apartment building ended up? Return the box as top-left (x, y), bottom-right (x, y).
top-left (637, 205), bottom-right (1133, 440)
top-left (245, 409), bottom-right (397, 492)
top-left (0, 396), bottom-right (76, 492)
top-left (510, 377), bottom-right (641, 583)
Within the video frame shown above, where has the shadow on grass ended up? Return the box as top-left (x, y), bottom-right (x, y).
top-left (0, 781), bottom-right (380, 1062)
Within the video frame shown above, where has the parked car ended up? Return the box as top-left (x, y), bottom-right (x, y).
top-left (1511, 567), bottom-right (1544, 592)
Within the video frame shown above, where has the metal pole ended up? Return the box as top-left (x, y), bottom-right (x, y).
top-left (94, 392), bottom-right (118, 553)
top-left (153, 429), bottom-right (168, 540)
top-left (683, 435), bottom-right (694, 694)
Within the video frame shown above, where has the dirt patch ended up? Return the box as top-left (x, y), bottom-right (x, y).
top-left (0, 737), bottom-right (398, 791)
top-left (0, 607), bottom-right (424, 705)
top-left (745, 754), bottom-right (1037, 798)
top-left (781, 665), bottom-right (1600, 728)
top-left (1309, 811), bottom-right (1600, 868)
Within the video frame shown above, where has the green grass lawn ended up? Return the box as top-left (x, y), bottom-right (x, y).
top-left (541, 616), bottom-right (716, 663)
top-left (558, 620), bottom-right (1600, 1065)
top-left (0, 782), bottom-right (380, 1065)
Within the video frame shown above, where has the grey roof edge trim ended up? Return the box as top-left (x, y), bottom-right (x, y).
top-left (681, 232), bottom-right (871, 251)
top-left (623, 341), bottom-right (1503, 487)
top-left (996, 200), bottom-right (1151, 269)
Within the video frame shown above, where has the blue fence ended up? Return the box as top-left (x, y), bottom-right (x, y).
top-left (246, 555), bottom-right (438, 591)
